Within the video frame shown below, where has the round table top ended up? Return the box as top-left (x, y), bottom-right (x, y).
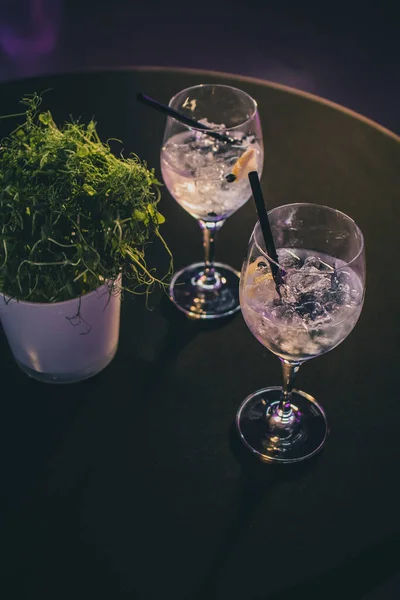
top-left (0, 67), bottom-right (399, 600)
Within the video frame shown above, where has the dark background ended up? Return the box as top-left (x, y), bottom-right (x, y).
top-left (0, 0), bottom-right (399, 133)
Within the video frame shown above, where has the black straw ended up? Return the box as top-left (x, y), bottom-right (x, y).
top-left (137, 92), bottom-right (239, 145)
top-left (248, 171), bottom-right (281, 288)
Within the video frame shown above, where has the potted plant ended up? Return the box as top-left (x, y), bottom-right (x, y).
top-left (0, 94), bottom-right (172, 383)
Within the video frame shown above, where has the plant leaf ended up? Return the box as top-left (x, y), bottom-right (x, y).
top-left (77, 145), bottom-right (89, 157)
top-left (83, 183), bottom-right (96, 196)
top-left (39, 112), bottom-right (51, 125)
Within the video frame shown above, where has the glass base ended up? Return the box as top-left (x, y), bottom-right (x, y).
top-left (236, 386), bottom-right (328, 464)
top-left (169, 261), bottom-right (240, 320)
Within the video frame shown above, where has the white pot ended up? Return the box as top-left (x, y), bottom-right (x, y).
top-left (0, 277), bottom-right (121, 383)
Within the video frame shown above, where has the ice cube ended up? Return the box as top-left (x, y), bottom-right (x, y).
top-left (244, 276), bottom-right (277, 310)
top-left (331, 270), bottom-right (351, 288)
top-left (294, 299), bottom-right (316, 319)
top-left (280, 283), bottom-right (298, 304)
top-left (336, 283), bottom-right (350, 304)
top-left (303, 256), bottom-right (320, 269)
top-left (330, 271), bottom-right (353, 305)
top-left (198, 118), bottom-right (226, 131)
top-left (310, 302), bottom-right (332, 325)
top-left (196, 162), bottom-right (224, 182)
top-left (285, 270), bottom-right (331, 296)
top-left (271, 303), bottom-right (296, 323)
top-left (318, 258), bottom-right (335, 272)
top-left (278, 249), bottom-right (301, 269)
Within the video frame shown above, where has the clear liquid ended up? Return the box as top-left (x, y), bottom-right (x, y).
top-left (241, 249), bottom-right (364, 362)
top-left (161, 130), bottom-right (263, 221)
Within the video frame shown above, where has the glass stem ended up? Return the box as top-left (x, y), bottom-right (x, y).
top-left (278, 360), bottom-right (301, 418)
top-left (199, 220), bottom-right (224, 285)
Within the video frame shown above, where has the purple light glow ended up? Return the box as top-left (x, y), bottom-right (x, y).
top-left (0, 0), bottom-right (61, 66)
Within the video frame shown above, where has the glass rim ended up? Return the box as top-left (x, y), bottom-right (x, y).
top-left (253, 202), bottom-right (365, 271)
top-left (168, 83), bottom-right (258, 132)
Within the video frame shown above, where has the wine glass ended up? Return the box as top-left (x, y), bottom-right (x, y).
top-left (160, 84), bottom-right (263, 319)
top-left (237, 203), bottom-right (365, 463)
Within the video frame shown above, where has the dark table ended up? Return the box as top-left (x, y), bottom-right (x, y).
top-left (0, 68), bottom-right (399, 600)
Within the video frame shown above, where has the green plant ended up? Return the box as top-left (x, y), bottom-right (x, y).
top-left (0, 93), bottom-right (172, 303)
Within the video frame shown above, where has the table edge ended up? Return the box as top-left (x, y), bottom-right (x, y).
top-left (1, 64), bottom-right (399, 142)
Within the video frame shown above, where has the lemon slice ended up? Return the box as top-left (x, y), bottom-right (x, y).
top-left (246, 259), bottom-right (273, 281)
top-left (231, 147), bottom-right (258, 181)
